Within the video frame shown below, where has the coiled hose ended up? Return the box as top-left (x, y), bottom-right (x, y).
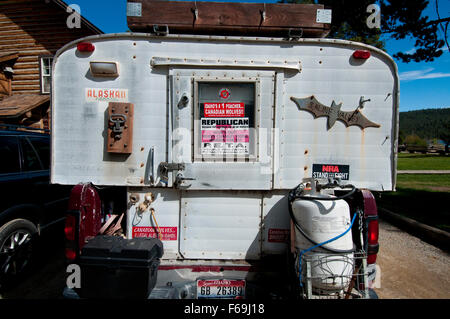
top-left (288, 182), bottom-right (358, 288)
top-left (288, 182), bottom-right (356, 254)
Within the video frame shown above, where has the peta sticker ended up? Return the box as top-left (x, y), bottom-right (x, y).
top-left (312, 164), bottom-right (350, 180)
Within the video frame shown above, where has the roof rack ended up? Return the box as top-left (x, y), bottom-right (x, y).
top-left (0, 123), bottom-right (50, 134)
top-left (127, 0), bottom-right (331, 38)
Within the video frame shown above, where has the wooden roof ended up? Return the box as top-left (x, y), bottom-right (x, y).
top-left (0, 52), bottom-right (19, 64)
top-left (0, 94), bottom-right (50, 118)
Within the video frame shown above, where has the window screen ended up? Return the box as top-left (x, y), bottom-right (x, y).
top-left (195, 82), bottom-right (256, 161)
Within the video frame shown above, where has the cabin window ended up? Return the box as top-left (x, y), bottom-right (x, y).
top-left (39, 56), bottom-right (53, 94)
top-left (194, 81), bottom-right (257, 162)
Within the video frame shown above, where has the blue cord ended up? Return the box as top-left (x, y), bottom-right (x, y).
top-left (298, 213), bottom-right (357, 287)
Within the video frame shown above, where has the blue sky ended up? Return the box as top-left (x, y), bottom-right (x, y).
top-left (70, 0), bottom-right (450, 112)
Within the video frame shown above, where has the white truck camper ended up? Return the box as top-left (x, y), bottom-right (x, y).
top-left (53, 3), bottom-right (398, 300)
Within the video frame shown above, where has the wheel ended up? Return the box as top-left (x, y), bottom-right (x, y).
top-left (0, 219), bottom-right (38, 282)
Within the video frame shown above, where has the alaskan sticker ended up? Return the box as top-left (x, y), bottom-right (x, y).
top-left (85, 88), bottom-right (128, 102)
top-left (312, 164), bottom-right (350, 180)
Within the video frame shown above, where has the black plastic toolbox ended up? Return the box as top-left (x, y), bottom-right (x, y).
top-left (79, 235), bottom-right (163, 299)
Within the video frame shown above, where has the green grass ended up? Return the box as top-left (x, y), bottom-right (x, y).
top-left (396, 174), bottom-right (450, 192)
top-left (377, 174), bottom-right (450, 232)
top-left (397, 153), bottom-right (450, 170)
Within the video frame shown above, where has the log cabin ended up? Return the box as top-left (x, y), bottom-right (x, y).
top-left (0, 0), bottom-right (102, 131)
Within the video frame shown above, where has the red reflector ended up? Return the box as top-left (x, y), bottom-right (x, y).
top-left (353, 50), bottom-right (371, 59)
top-left (65, 248), bottom-right (77, 261)
top-left (77, 42), bottom-right (95, 52)
top-left (367, 254), bottom-right (377, 264)
top-left (368, 220), bottom-right (379, 245)
top-left (64, 215), bottom-right (76, 241)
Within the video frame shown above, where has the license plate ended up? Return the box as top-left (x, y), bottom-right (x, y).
top-left (197, 279), bottom-right (245, 299)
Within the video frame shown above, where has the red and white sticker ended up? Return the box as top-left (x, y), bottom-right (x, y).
top-left (219, 88), bottom-right (231, 99)
top-left (132, 226), bottom-right (177, 241)
top-left (85, 88), bottom-right (128, 102)
top-left (204, 102), bottom-right (245, 117)
top-left (268, 229), bottom-right (290, 243)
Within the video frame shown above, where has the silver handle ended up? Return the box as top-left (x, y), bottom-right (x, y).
top-left (147, 146), bottom-right (155, 184)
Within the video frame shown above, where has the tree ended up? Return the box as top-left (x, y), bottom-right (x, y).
top-left (279, 0), bottom-right (449, 63)
top-left (404, 134), bottom-right (427, 146)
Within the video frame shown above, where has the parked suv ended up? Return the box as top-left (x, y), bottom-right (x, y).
top-left (0, 126), bottom-right (70, 284)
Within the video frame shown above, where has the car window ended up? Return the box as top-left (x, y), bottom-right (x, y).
top-left (28, 136), bottom-right (50, 170)
top-left (0, 135), bottom-right (20, 174)
top-left (20, 137), bottom-right (43, 171)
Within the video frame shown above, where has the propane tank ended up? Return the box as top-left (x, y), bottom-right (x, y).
top-left (291, 180), bottom-right (354, 294)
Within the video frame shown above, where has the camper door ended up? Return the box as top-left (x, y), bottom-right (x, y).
top-left (170, 69), bottom-right (274, 190)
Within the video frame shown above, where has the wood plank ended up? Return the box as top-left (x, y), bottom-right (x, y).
top-left (0, 52), bottom-right (19, 63)
top-left (11, 69), bottom-right (40, 75)
top-left (0, 33), bottom-right (84, 42)
top-left (12, 90), bottom-right (41, 94)
top-left (11, 80), bottom-right (40, 86)
top-left (12, 84), bottom-right (41, 90)
top-left (0, 14), bottom-right (67, 24)
top-left (128, 0), bottom-right (330, 37)
top-left (13, 63), bottom-right (39, 69)
top-left (0, 29), bottom-right (90, 37)
top-left (0, 43), bottom-right (65, 51)
top-left (12, 75), bottom-right (40, 80)
top-left (5, 50), bottom-right (53, 57)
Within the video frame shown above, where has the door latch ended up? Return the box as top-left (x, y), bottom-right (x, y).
top-left (107, 102), bottom-right (133, 154)
top-left (159, 162), bottom-right (194, 186)
top-left (109, 114), bottom-right (127, 135)
top-left (175, 173), bottom-right (196, 187)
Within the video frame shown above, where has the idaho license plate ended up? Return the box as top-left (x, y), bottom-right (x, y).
top-left (197, 279), bottom-right (245, 299)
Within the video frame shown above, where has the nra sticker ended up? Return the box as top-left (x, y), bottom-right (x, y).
top-left (312, 164), bottom-right (350, 180)
top-left (132, 226), bottom-right (177, 241)
top-left (219, 88), bottom-right (231, 100)
top-left (268, 229), bottom-right (290, 243)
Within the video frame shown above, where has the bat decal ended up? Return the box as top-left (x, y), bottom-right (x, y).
top-left (290, 95), bottom-right (381, 130)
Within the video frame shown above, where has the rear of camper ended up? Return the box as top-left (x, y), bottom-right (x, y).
top-left (52, 3), bottom-right (398, 300)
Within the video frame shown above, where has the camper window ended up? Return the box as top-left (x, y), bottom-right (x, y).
top-left (194, 81), bottom-right (257, 162)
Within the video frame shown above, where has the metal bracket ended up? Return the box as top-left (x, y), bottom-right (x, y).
top-left (152, 24), bottom-right (169, 36)
top-left (159, 162), bottom-right (185, 172)
top-left (286, 28), bottom-right (303, 41)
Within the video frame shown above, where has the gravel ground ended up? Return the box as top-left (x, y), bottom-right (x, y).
top-left (1, 219), bottom-right (449, 299)
top-left (374, 219), bottom-right (450, 299)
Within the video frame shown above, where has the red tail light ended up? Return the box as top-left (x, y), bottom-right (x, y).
top-left (65, 215), bottom-right (76, 241)
top-left (368, 219), bottom-right (379, 245)
top-left (77, 42), bottom-right (95, 52)
top-left (353, 50), bottom-right (371, 59)
top-left (65, 248), bottom-right (77, 261)
top-left (367, 219), bottom-right (379, 264)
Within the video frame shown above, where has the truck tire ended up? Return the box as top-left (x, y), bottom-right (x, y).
top-left (0, 219), bottom-right (38, 281)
